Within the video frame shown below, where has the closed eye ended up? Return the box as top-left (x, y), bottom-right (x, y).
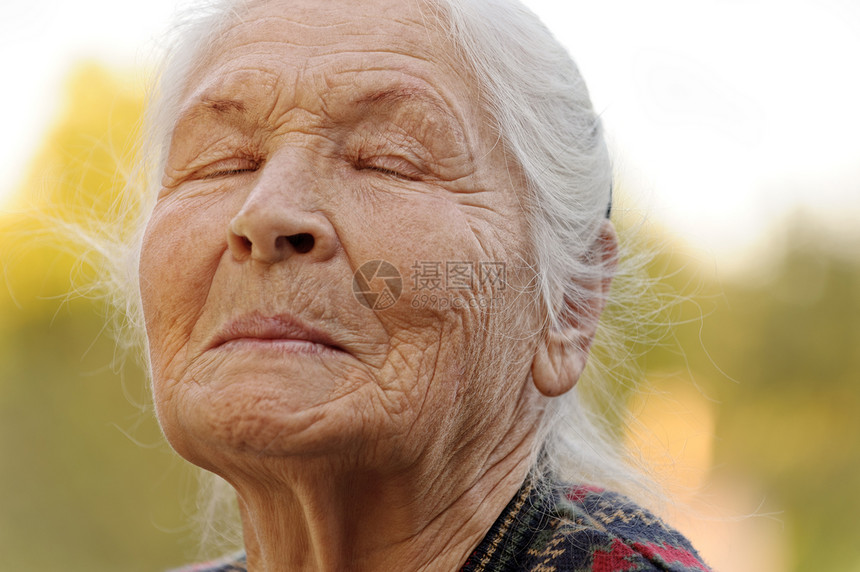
top-left (197, 157), bottom-right (261, 180)
top-left (357, 156), bottom-right (422, 181)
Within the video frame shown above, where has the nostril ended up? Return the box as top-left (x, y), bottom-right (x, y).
top-left (286, 233), bottom-right (315, 254)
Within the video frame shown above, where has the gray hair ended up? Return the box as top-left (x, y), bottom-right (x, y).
top-left (105, 0), bottom-right (658, 551)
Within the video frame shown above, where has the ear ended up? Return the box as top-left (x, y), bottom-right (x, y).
top-left (532, 221), bottom-right (618, 397)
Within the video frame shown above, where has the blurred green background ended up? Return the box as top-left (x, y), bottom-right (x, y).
top-left (1, 62), bottom-right (858, 572)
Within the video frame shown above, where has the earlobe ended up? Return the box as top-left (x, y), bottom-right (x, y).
top-left (531, 329), bottom-right (587, 397)
top-left (530, 220), bottom-right (618, 398)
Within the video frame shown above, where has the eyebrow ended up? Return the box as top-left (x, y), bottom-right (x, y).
top-left (179, 96), bottom-right (248, 121)
top-left (354, 87), bottom-right (452, 117)
top-left (173, 96), bottom-right (251, 134)
top-left (201, 98), bottom-right (247, 114)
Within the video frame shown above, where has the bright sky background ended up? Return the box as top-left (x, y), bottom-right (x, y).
top-left (3, 0), bottom-right (859, 273)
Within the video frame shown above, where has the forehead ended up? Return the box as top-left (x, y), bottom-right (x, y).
top-left (232, 0), bottom-right (443, 49)
top-left (182, 0), bottom-right (475, 118)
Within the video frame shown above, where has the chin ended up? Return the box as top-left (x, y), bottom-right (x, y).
top-left (159, 366), bottom-right (387, 469)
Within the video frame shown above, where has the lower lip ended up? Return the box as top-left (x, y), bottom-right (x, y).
top-left (215, 338), bottom-right (342, 356)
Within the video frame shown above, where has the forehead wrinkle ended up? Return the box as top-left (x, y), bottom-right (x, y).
top-left (222, 2), bottom-right (446, 63)
top-left (243, 4), bottom-right (431, 31)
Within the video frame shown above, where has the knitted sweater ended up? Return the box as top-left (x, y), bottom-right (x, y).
top-left (170, 479), bottom-right (710, 571)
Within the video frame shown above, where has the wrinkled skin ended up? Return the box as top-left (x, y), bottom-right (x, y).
top-left (138, 0), bottom-right (608, 569)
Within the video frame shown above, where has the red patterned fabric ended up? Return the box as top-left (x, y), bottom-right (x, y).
top-left (460, 481), bottom-right (711, 572)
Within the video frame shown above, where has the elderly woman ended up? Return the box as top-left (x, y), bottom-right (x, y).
top-left (130, 0), bottom-right (710, 570)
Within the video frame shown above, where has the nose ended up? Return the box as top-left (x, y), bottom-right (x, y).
top-left (227, 175), bottom-right (337, 265)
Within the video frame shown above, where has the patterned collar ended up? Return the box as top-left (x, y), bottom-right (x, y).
top-left (460, 476), bottom-right (549, 572)
top-left (461, 476), bottom-right (712, 572)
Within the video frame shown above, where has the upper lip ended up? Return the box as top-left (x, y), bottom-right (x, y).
top-left (207, 312), bottom-right (344, 352)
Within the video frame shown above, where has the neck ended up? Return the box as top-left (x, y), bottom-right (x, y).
top-left (229, 430), bottom-right (537, 571)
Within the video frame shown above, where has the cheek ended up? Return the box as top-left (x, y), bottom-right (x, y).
top-left (341, 191), bottom-right (507, 376)
top-left (139, 201), bottom-right (227, 375)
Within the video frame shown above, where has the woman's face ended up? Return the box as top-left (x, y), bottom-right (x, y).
top-left (139, 0), bottom-right (542, 473)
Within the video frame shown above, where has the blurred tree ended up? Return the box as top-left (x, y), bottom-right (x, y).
top-left (698, 218), bottom-right (860, 572)
top-left (0, 62), bottom-right (196, 572)
top-left (633, 213), bottom-right (860, 571)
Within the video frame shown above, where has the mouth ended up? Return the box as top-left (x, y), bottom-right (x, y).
top-left (208, 313), bottom-right (346, 355)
